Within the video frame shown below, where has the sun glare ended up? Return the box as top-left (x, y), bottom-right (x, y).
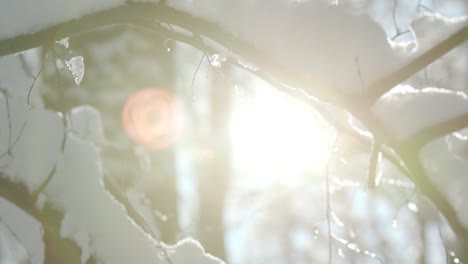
top-left (230, 87), bottom-right (334, 181)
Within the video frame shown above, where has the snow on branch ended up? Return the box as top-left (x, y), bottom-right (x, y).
top-left (0, 0), bottom-right (467, 259)
top-left (373, 85), bottom-right (468, 143)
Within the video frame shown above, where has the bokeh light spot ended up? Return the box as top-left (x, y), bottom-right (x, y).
top-left (122, 88), bottom-right (184, 150)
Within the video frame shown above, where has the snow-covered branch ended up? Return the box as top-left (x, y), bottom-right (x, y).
top-left (0, 0), bottom-right (467, 260)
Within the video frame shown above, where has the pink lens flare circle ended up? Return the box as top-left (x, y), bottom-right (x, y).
top-left (121, 88), bottom-right (184, 150)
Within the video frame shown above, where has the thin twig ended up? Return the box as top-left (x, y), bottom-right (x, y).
top-left (0, 88), bottom-right (12, 156)
top-left (27, 48), bottom-right (48, 109)
top-left (0, 218), bottom-right (33, 261)
top-left (355, 56), bottom-right (365, 91)
top-left (389, 0), bottom-right (411, 41)
top-left (191, 52), bottom-right (206, 103)
top-left (0, 114), bottom-right (27, 161)
top-left (103, 177), bottom-right (173, 264)
top-left (392, 0), bottom-right (400, 35)
top-left (390, 30), bottom-right (411, 41)
top-left (417, 0), bottom-right (431, 13)
top-left (33, 116), bottom-right (67, 200)
top-left (438, 221), bottom-right (454, 264)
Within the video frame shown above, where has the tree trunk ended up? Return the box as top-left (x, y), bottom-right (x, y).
top-left (197, 70), bottom-right (231, 260)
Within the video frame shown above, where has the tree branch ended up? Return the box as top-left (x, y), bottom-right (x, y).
top-left (0, 175), bottom-right (92, 263)
top-left (399, 112), bottom-right (468, 151)
top-left (396, 150), bottom-right (468, 261)
top-left (365, 25), bottom-right (468, 104)
top-left (0, 1), bottom-right (466, 254)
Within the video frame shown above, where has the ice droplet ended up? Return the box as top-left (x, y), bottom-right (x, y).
top-left (65, 56), bottom-right (85, 85)
top-left (407, 202), bottom-right (419, 213)
top-left (209, 53), bottom-right (227, 68)
top-left (392, 219), bottom-right (398, 229)
top-left (454, 258), bottom-right (460, 264)
top-left (331, 212), bottom-right (345, 227)
top-left (347, 243), bottom-right (358, 251)
top-left (166, 47), bottom-right (171, 53)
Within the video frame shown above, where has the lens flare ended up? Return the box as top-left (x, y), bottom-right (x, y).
top-left (121, 88), bottom-right (184, 149)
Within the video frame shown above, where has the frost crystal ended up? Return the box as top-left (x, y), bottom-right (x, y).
top-left (56, 37), bottom-right (70, 49)
top-left (347, 243), bottom-right (358, 251)
top-left (65, 56), bottom-right (85, 85)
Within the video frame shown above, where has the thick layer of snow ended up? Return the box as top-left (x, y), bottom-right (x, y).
top-left (0, 1), bottom-right (467, 263)
top-left (0, 1), bottom-right (466, 100)
top-left (43, 133), bottom-right (163, 264)
top-left (67, 105), bottom-right (105, 144)
top-left (2, 109), bottom-right (64, 191)
top-left (0, 222), bottom-right (30, 264)
top-left (0, 0), bottom-right (125, 41)
top-left (0, 53), bottom-right (224, 264)
top-left (373, 85), bottom-right (468, 140)
top-left (409, 13), bottom-right (467, 55)
top-left (0, 55), bottom-right (62, 192)
top-left (0, 197), bottom-right (44, 264)
top-left (167, 0), bottom-right (401, 94)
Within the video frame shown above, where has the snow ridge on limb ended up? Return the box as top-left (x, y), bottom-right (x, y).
top-left (0, 1), bottom-right (466, 108)
top-left (373, 85), bottom-right (468, 142)
top-left (368, 15), bottom-right (468, 104)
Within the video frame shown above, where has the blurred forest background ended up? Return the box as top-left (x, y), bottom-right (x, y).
top-left (0, 0), bottom-right (467, 263)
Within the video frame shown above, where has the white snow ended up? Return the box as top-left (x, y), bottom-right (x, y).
top-left (408, 13), bottom-right (468, 56)
top-left (166, 0), bottom-right (402, 95)
top-left (67, 105), bottom-right (105, 144)
top-left (0, 48), bottom-right (224, 264)
top-left (0, 222), bottom-right (30, 264)
top-left (2, 109), bottom-right (64, 192)
top-left (0, 54), bottom-right (62, 192)
top-left (0, 197), bottom-right (45, 264)
top-left (0, 0), bottom-right (465, 101)
top-left (65, 56), bottom-right (85, 85)
top-left (0, 0), bottom-right (467, 263)
top-left (163, 238), bottom-right (225, 264)
top-left (373, 85), bottom-right (468, 140)
top-left (0, 0), bottom-right (125, 41)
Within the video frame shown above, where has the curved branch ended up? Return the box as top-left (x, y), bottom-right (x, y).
top-left (400, 112), bottom-right (468, 151)
top-left (0, 175), bottom-right (91, 263)
top-left (0, 3), bottom-right (347, 107)
top-left (0, 1), bottom-right (466, 253)
top-left (396, 150), bottom-right (468, 261)
top-left (365, 25), bottom-right (468, 104)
